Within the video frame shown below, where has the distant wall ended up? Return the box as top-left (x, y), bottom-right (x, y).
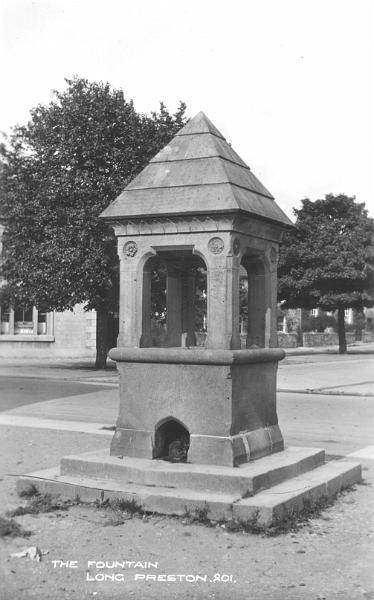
top-left (362, 331), bottom-right (374, 343)
top-left (277, 332), bottom-right (298, 348)
top-left (0, 305), bottom-right (96, 358)
top-left (303, 331), bottom-right (355, 347)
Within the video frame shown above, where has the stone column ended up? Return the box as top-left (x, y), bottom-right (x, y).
top-left (181, 271), bottom-right (196, 346)
top-left (267, 247), bottom-right (279, 348)
top-left (140, 262), bottom-right (153, 347)
top-left (226, 254), bottom-right (241, 349)
top-left (246, 259), bottom-right (266, 348)
top-left (206, 255), bottom-right (227, 349)
top-left (118, 240), bottom-right (143, 347)
top-left (205, 238), bottom-right (240, 350)
top-left (166, 264), bottom-right (183, 347)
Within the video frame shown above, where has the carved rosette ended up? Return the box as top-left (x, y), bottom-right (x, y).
top-left (208, 237), bottom-right (224, 255)
top-left (123, 241), bottom-right (138, 258)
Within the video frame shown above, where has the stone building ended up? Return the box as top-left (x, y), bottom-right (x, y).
top-left (0, 222), bottom-right (97, 358)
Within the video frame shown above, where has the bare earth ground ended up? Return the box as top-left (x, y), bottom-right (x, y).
top-left (0, 351), bottom-right (374, 600)
top-left (1, 428), bottom-right (374, 600)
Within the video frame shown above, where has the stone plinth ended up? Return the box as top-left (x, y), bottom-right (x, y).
top-left (17, 447), bottom-right (361, 526)
top-left (109, 347), bottom-right (284, 467)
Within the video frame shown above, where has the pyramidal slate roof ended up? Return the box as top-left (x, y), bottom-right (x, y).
top-left (100, 111), bottom-right (293, 227)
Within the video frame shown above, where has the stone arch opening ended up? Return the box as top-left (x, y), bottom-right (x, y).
top-left (147, 256), bottom-right (168, 347)
top-left (153, 418), bottom-right (190, 462)
top-left (141, 251), bottom-right (207, 348)
top-left (241, 255), bottom-right (266, 348)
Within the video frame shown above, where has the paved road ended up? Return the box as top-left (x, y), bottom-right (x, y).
top-left (278, 391), bottom-right (374, 458)
top-left (279, 354), bottom-right (374, 395)
top-left (0, 376), bottom-right (115, 411)
top-left (0, 354), bottom-right (373, 458)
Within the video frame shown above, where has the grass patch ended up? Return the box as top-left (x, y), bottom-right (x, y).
top-left (94, 494), bottom-right (144, 526)
top-left (181, 503), bottom-right (213, 526)
top-left (109, 497), bottom-right (142, 514)
top-left (11, 480), bottom-right (357, 536)
top-left (18, 484), bottom-right (40, 498)
top-left (0, 516), bottom-right (31, 538)
top-left (181, 487), bottom-right (357, 536)
top-left (229, 494), bottom-right (339, 536)
top-left (192, 504), bottom-right (210, 525)
top-left (8, 491), bottom-right (79, 517)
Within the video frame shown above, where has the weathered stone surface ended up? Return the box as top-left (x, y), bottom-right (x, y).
top-left (109, 346), bottom-right (285, 364)
top-left (232, 460), bottom-right (362, 525)
top-left (110, 351), bottom-right (284, 466)
top-left (17, 451), bottom-right (361, 526)
top-left (58, 447), bottom-right (325, 495)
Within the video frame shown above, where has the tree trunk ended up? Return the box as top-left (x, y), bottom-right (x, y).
top-left (337, 307), bottom-right (347, 354)
top-left (95, 309), bottom-right (109, 369)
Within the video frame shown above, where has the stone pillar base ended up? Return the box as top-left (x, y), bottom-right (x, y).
top-left (109, 347), bottom-right (285, 467)
top-left (110, 424), bottom-right (284, 467)
top-left (189, 425), bottom-right (284, 466)
top-left (110, 428), bottom-right (153, 459)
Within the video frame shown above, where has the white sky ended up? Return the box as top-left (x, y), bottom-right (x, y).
top-left (1, 0), bottom-right (373, 219)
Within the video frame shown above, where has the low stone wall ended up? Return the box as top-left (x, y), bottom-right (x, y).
top-left (277, 332), bottom-right (298, 348)
top-left (303, 331), bottom-right (355, 347)
top-left (152, 330), bottom-right (360, 349)
top-left (362, 331), bottom-right (374, 343)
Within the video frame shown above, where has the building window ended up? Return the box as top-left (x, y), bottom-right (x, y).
top-left (344, 308), bottom-right (353, 324)
top-left (38, 311), bottom-right (48, 334)
top-left (0, 307), bottom-right (10, 334)
top-left (14, 306), bottom-right (33, 335)
top-left (0, 305), bottom-right (54, 339)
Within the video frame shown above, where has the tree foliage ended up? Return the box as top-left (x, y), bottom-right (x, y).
top-left (0, 77), bottom-right (187, 365)
top-left (278, 194), bottom-right (374, 352)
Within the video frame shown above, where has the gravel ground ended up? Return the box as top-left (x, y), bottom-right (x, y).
top-left (1, 426), bottom-right (374, 600)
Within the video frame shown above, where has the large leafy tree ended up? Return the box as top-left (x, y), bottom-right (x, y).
top-left (278, 194), bottom-right (374, 353)
top-left (0, 77), bottom-right (187, 367)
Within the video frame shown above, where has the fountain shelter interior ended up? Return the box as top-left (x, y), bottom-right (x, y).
top-left (141, 248), bottom-right (271, 351)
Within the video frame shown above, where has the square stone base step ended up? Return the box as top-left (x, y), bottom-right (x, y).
top-left (17, 447), bottom-right (361, 526)
top-left (59, 446), bottom-right (325, 496)
top-left (232, 459), bottom-right (361, 524)
top-left (17, 467), bottom-right (237, 521)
